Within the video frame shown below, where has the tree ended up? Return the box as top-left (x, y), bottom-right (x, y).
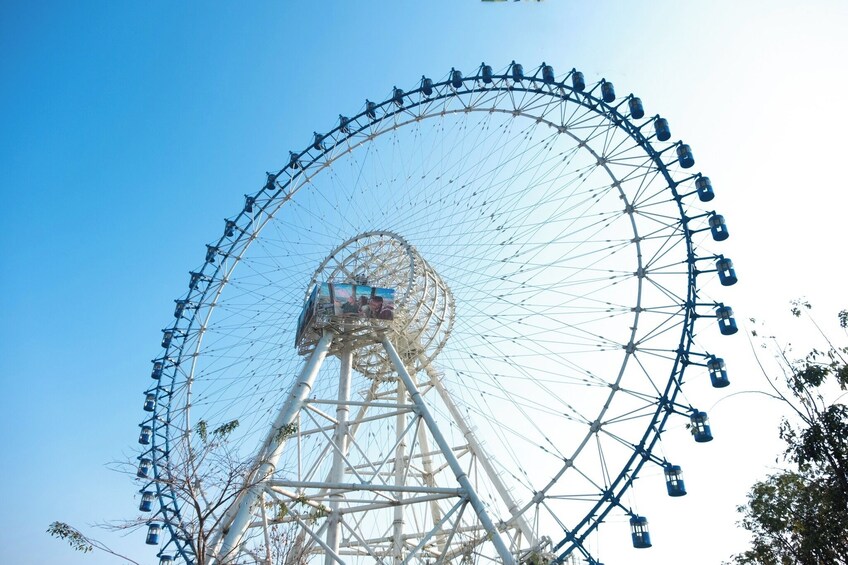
top-left (728, 305), bottom-right (848, 565)
top-left (49, 417), bottom-right (307, 564)
top-left (47, 521), bottom-right (142, 564)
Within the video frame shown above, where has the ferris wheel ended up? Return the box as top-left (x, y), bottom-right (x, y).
top-left (136, 61), bottom-right (738, 565)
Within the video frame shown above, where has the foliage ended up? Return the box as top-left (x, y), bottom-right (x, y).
top-left (195, 418), bottom-right (239, 445)
top-left (274, 422), bottom-right (298, 443)
top-left (729, 306), bottom-right (848, 565)
top-left (195, 419), bottom-right (208, 443)
top-left (213, 419), bottom-right (239, 438)
top-left (48, 521), bottom-right (93, 553)
top-left (734, 471), bottom-right (848, 564)
top-left (48, 521), bottom-right (141, 564)
top-left (49, 413), bottom-right (303, 564)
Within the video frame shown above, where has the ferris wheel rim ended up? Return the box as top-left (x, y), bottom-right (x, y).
top-left (138, 61), bottom-right (722, 565)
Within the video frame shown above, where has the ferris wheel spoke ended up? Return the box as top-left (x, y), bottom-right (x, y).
top-left (641, 274), bottom-right (691, 308)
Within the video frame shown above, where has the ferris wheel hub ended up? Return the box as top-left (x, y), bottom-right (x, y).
top-left (300, 231), bottom-right (455, 378)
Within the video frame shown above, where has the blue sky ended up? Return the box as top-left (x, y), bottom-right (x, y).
top-left (2, 1), bottom-right (847, 563)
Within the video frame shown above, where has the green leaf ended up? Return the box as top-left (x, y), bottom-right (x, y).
top-left (214, 419), bottom-right (240, 438)
top-left (47, 522), bottom-right (94, 553)
top-left (196, 419), bottom-right (208, 443)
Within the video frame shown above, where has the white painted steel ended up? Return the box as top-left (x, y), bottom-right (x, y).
top-left (421, 360), bottom-right (536, 547)
top-left (216, 332), bottom-right (334, 563)
top-left (381, 336), bottom-right (516, 565)
top-left (325, 346), bottom-right (352, 565)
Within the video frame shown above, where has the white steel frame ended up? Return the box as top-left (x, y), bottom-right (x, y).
top-left (210, 329), bottom-right (526, 564)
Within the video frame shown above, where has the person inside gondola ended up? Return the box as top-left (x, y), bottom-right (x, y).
top-left (341, 285), bottom-right (360, 315)
top-left (362, 295), bottom-right (393, 320)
